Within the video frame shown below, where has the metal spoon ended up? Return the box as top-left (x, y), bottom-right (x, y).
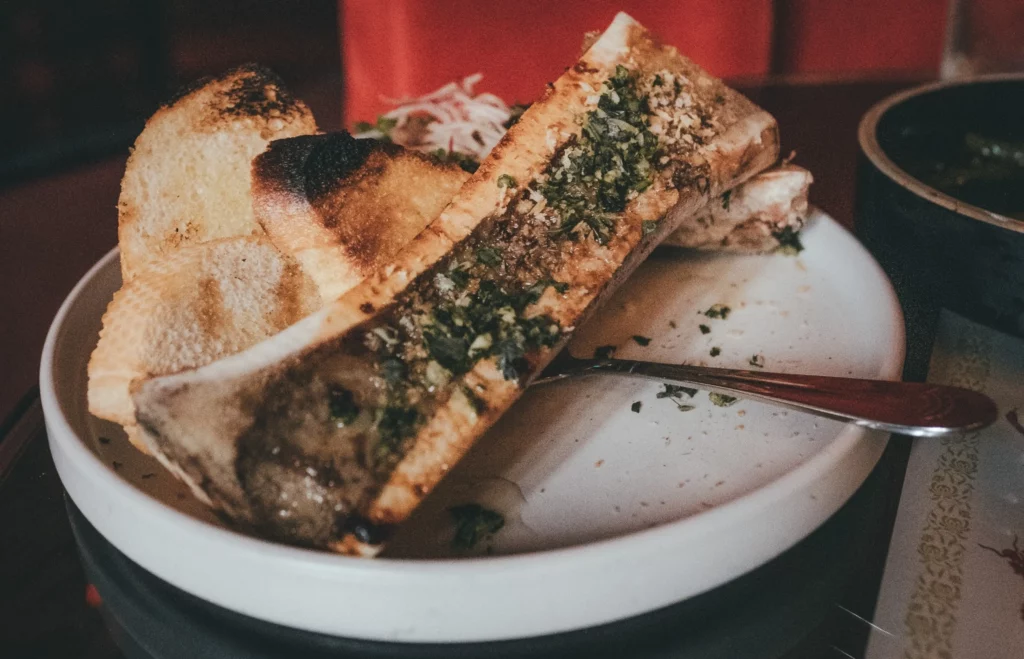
top-left (533, 353), bottom-right (998, 437)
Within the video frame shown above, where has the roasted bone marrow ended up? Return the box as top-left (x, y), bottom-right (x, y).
top-left (134, 13), bottom-right (779, 555)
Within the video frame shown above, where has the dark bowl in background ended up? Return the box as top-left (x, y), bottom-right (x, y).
top-left (856, 74), bottom-right (1024, 347)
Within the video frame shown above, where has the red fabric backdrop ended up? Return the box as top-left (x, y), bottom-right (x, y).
top-left (340, 0), bottom-right (954, 124)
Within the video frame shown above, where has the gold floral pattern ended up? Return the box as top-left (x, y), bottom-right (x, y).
top-left (903, 329), bottom-right (990, 659)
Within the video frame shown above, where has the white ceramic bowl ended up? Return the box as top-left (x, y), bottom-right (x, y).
top-left (41, 210), bottom-right (904, 642)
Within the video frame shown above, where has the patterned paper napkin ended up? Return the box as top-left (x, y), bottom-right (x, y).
top-left (866, 311), bottom-right (1024, 659)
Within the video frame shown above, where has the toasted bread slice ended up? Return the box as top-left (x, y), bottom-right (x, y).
top-left (133, 12), bottom-right (779, 555)
top-left (664, 164), bottom-right (812, 251)
top-left (252, 133), bottom-right (470, 302)
top-left (88, 236), bottom-right (320, 450)
top-left (117, 64), bottom-right (317, 281)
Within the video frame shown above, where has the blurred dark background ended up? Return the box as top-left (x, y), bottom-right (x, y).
top-left (0, 0), bottom-right (341, 185)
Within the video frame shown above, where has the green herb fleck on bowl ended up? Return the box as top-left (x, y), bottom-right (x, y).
top-left (709, 392), bottom-right (738, 407)
top-left (449, 504), bottom-right (505, 550)
top-left (774, 227), bottom-right (804, 256)
top-left (704, 304), bottom-right (731, 320)
top-left (657, 383), bottom-right (697, 412)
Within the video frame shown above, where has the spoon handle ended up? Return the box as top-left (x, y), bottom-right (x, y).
top-left (535, 357), bottom-right (998, 437)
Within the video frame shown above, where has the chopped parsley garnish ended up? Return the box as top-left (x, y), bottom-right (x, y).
top-left (594, 345), bottom-right (617, 360)
top-left (422, 330), bottom-right (471, 373)
top-left (658, 383), bottom-right (698, 410)
top-left (353, 115), bottom-right (398, 140)
top-left (327, 385), bottom-right (360, 425)
top-left (497, 174), bottom-right (517, 188)
top-left (430, 148), bottom-right (480, 173)
top-left (504, 103), bottom-right (530, 129)
top-left (359, 270), bottom-right (564, 469)
top-left (632, 335), bottom-right (652, 346)
top-left (704, 304), bottom-right (731, 320)
top-left (774, 227), bottom-right (804, 256)
top-left (461, 385), bottom-right (488, 415)
top-left (379, 357), bottom-right (406, 385)
top-left (642, 220), bottom-right (658, 236)
top-left (542, 65), bottom-right (659, 244)
top-left (522, 277), bottom-right (568, 305)
top-left (422, 279), bottom-right (562, 381)
top-left (659, 380), bottom-right (700, 411)
top-left (476, 246), bottom-right (502, 267)
top-left (699, 324), bottom-right (711, 335)
top-left (721, 190), bottom-right (732, 210)
top-left (631, 401), bottom-right (642, 413)
top-left (710, 346), bottom-right (721, 357)
top-left (370, 403), bottom-right (421, 466)
top-left (709, 392), bottom-right (738, 407)
top-left (449, 503), bottom-right (505, 549)
top-left (448, 268), bottom-right (471, 289)
top-left (658, 384), bottom-right (697, 399)
top-left (749, 354), bottom-right (765, 368)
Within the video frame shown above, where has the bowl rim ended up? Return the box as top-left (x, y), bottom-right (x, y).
top-left (858, 72), bottom-right (1024, 236)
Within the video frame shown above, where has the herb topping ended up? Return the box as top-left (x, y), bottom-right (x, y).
top-left (658, 383), bottom-right (697, 412)
top-left (704, 304), bottom-right (731, 320)
top-left (774, 227), bottom-right (804, 255)
top-left (542, 65), bottom-right (659, 244)
top-left (709, 392), bottom-right (738, 407)
top-left (449, 503), bottom-right (505, 549)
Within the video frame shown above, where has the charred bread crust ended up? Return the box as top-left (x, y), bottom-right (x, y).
top-left (163, 63), bottom-right (306, 121)
top-left (252, 133), bottom-right (470, 300)
top-left (252, 132), bottom-right (401, 205)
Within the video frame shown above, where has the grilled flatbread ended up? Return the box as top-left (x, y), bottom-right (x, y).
top-left (117, 64), bottom-right (317, 281)
top-left (88, 236), bottom-right (320, 452)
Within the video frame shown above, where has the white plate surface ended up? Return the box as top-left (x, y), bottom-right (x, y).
top-left (42, 210), bottom-right (905, 642)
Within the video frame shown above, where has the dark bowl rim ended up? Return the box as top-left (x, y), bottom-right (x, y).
top-left (858, 72), bottom-right (1024, 236)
